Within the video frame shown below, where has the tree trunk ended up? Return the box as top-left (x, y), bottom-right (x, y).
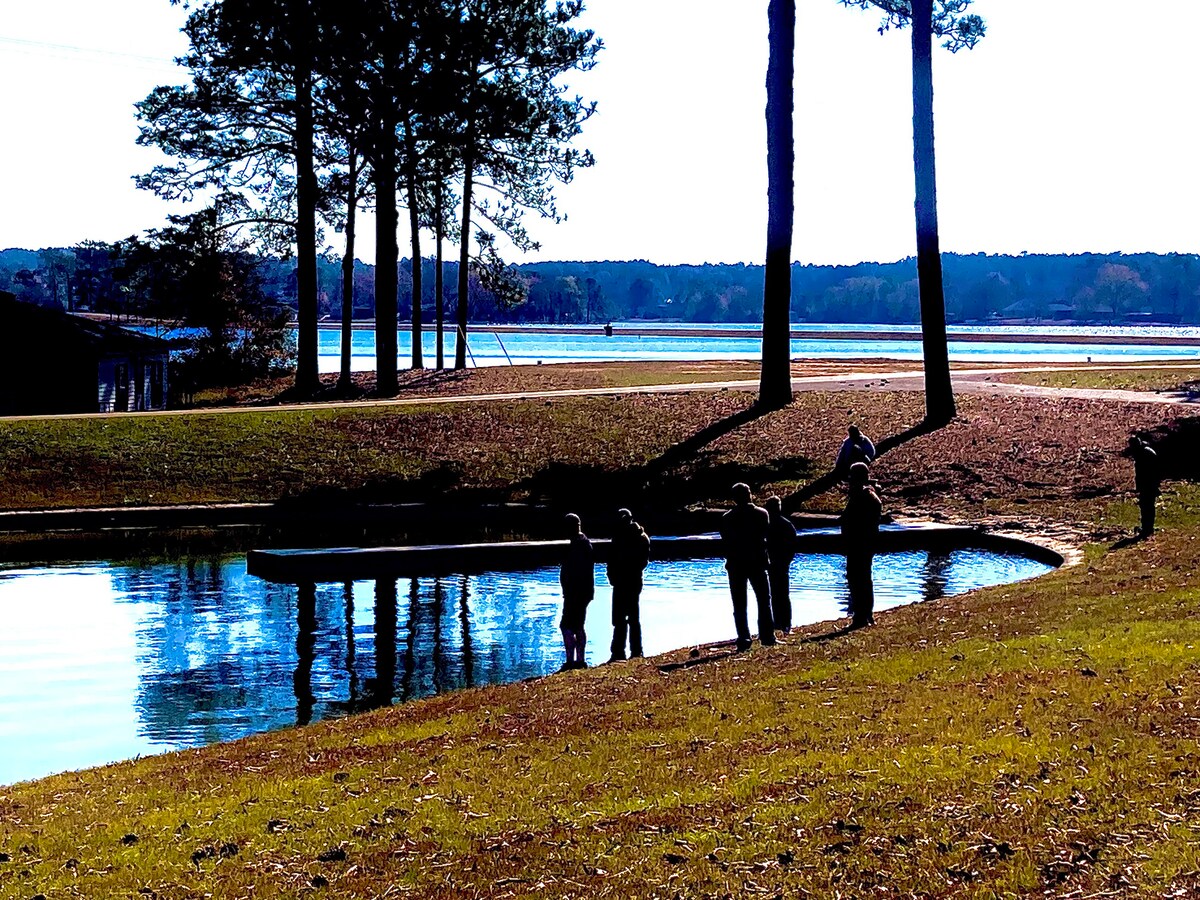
top-left (375, 119), bottom-right (399, 395)
top-left (912, 0), bottom-right (956, 424)
top-left (454, 151), bottom-right (474, 370)
top-left (435, 197), bottom-right (445, 370)
top-left (406, 162), bottom-right (424, 369)
top-left (759, 0), bottom-right (795, 410)
top-left (294, 57), bottom-right (321, 395)
top-left (339, 150), bottom-right (358, 392)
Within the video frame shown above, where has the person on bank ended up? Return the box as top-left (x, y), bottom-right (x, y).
top-left (1129, 435), bottom-right (1161, 537)
top-left (764, 495), bottom-right (797, 634)
top-left (719, 483), bottom-right (776, 651)
top-left (607, 507), bottom-right (652, 662)
top-left (836, 425), bottom-right (877, 476)
top-left (841, 462), bottom-right (882, 629)
top-left (559, 513), bottom-right (594, 670)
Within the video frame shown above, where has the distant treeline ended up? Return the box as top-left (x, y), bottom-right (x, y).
top-left (4, 246), bottom-right (1199, 326)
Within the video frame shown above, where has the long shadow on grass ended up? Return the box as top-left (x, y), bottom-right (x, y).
top-left (514, 400), bottom-right (815, 512)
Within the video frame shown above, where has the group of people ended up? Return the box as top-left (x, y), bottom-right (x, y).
top-left (557, 425), bottom-right (884, 668)
top-left (557, 425), bottom-right (1166, 668)
top-left (558, 507), bottom-right (652, 670)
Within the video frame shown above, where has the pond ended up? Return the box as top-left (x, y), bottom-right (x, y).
top-left (0, 548), bottom-right (1053, 786)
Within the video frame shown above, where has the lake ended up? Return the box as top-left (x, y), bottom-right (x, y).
top-left (313, 322), bottom-right (1200, 371)
top-left (0, 548), bottom-right (1052, 786)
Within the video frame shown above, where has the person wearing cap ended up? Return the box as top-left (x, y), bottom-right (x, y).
top-left (719, 483), bottom-right (776, 651)
top-left (1129, 435), bottom-right (1161, 536)
top-left (841, 462), bottom-right (882, 629)
top-left (764, 496), bottom-right (797, 634)
top-left (606, 508), bottom-right (652, 662)
top-left (559, 513), bottom-right (595, 670)
top-left (835, 425), bottom-right (877, 477)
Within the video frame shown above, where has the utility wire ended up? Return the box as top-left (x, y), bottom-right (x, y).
top-left (0, 35), bottom-right (180, 74)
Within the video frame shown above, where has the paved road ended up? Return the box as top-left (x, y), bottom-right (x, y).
top-left (2, 363), bottom-right (1198, 423)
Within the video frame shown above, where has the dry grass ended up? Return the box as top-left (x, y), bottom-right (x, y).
top-left (190, 359), bottom-right (927, 407)
top-left (2, 375), bottom-right (1200, 897)
top-left (1002, 366), bottom-right (1200, 393)
top-left (0, 387), bottom-right (1186, 531)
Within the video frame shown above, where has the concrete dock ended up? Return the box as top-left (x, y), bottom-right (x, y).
top-left (247, 525), bottom-right (1064, 585)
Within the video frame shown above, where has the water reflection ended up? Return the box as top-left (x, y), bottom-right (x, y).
top-left (0, 549), bottom-right (1052, 785)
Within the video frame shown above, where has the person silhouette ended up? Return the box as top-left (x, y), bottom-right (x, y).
top-left (1129, 435), bottom-right (1161, 537)
top-left (836, 425), bottom-right (877, 477)
top-left (559, 513), bottom-right (594, 670)
top-left (607, 508), bottom-right (651, 662)
top-left (841, 462), bottom-right (882, 629)
top-left (764, 496), bottom-right (797, 634)
top-left (719, 483), bottom-right (775, 651)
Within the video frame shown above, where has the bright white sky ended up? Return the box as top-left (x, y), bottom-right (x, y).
top-left (1, 0), bottom-right (1198, 266)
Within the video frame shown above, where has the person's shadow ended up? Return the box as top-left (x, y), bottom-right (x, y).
top-left (1109, 532), bottom-right (1147, 550)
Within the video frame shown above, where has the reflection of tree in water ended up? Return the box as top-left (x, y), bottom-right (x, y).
top-left (342, 582), bottom-right (359, 709)
top-left (123, 558), bottom-right (341, 747)
top-left (294, 583), bottom-right (317, 727)
top-left (124, 561), bottom-right (585, 750)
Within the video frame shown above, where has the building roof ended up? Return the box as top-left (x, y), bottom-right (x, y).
top-left (1, 291), bottom-right (170, 355)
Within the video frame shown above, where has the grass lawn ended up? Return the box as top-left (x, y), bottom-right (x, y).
top-left (1, 488), bottom-right (1199, 898)
top-left (1002, 366), bottom-right (1200, 393)
top-left (187, 359), bottom-right (926, 408)
top-left (2, 377), bottom-right (1200, 897)
top-left (0, 386), bottom-right (1187, 525)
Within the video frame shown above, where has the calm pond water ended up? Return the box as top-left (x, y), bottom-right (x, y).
top-left (0, 549), bottom-right (1053, 786)
top-left (307, 323), bottom-right (1200, 371)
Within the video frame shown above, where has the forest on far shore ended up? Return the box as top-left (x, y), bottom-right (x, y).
top-left (3, 246), bottom-right (1199, 327)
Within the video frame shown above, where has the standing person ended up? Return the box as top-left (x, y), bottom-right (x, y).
top-left (719, 483), bottom-right (776, 651)
top-left (559, 513), bottom-right (594, 671)
top-left (764, 496), bottom-right (797, 634)
top-left (1130, 435), bottom-right (1161, 537)
top-left (607, 508), bottom-right (651, 662)
top-left (841, 462), bottom-right (882, 629)
top-left (835, 424), bottom-right (877, 476)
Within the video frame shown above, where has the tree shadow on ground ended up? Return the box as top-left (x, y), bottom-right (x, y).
top-left (513, 400), bottom-right (820, 512)
top-left (1138, 418), bottom-right (1200, 482)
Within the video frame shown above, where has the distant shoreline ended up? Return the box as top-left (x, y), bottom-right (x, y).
top-left (72, 313), bottom-right (1200, 346)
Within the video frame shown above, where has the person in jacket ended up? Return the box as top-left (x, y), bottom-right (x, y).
top-left (559, 513), bottom-right (594, 670)
top-left (841, 462), bottom-right (882, 629)
top-left (607, 508), bottom-right (652, 661)
top-left (1129, 435), bottom-right (1161, 536)
top-left (764, 495), bottom-right (797, 634)
top-left (719, 483), bottom-right (776, 651)
top-left (836, 425), bottom-right (877, 476)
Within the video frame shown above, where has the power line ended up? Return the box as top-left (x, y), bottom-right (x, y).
top-left (0, 35), bottom-right (180, 73)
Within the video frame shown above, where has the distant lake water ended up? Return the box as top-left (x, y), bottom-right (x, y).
top-left (0, 548), bottom-right (1051, 786)
top-left (311, 322), bottom-right (1200, 372)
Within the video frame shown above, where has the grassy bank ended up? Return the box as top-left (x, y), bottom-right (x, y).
top-left (0, 383), bottom-right (1187, 527)
top-left (1003, 365), bottom-right (1200, 393)
top-left (1, 489), bottom-right (1198, 898)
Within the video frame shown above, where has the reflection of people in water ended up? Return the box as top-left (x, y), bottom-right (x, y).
top-left (841, 462), bottom-right (882, 629)
top-left (607, 508), bottom-right (651, 662)
top-left (559, 513), bottom-right (594, 671)
top-left (764, 496), bottom-right (797, 634)
top-left (719, 483), bottom-right (776, 652)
